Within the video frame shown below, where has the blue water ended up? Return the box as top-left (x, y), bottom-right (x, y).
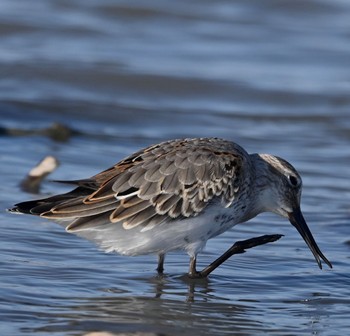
top-left (1, 0), bottom-right (350, 335)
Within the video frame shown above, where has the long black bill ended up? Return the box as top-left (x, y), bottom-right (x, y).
top-left (288, 207), bottom-right (332, 269)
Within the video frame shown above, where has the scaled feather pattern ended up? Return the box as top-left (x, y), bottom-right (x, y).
top-left (39, 138), bottom-right (247, 232)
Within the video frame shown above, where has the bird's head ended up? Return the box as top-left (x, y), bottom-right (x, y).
top-left (255, 154), bottom-right (332, 269)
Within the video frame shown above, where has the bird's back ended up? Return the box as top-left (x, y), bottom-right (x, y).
top-left (10, 137), bottom-right (254, 254)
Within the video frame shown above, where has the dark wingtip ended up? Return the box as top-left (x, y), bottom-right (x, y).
top-left (7, 206), bottom-right (21, 213)
top-left (7, 200), bottom-right (45, 215)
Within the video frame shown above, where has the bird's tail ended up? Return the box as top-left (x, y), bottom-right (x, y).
top-left (8, 186), bottom-right (92, 216)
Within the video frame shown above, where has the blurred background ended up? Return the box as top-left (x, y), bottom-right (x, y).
top-left (1, 0), bottom-right (350, 335)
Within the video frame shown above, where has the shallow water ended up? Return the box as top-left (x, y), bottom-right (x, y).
top-left (1, 0), bottom-right (350, 335)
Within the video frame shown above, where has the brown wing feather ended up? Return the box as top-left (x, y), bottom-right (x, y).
top-left (70, 138), bottom-right (247, 231)
top-left (17, 138), bottom-right (248, 233)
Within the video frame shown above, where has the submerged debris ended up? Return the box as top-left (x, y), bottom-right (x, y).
top-left (20, 156), bottom-right (60, 194)
top-left (0, 122), bottom-right (80, 142)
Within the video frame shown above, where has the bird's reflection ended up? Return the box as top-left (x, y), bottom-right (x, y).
top-left (28, 274), bottom-right (255, 335)
top-left (150, 272), bottom-right (213, 302)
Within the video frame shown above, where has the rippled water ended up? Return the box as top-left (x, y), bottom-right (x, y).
top-left (1, 0), bottom-right (350, 335)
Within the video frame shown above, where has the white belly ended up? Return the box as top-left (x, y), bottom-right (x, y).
top-left (71, 204), bottom-right (243, 257)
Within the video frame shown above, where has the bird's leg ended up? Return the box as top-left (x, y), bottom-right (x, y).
top-left (188, 256), bottom-right (202, 278)
top-left (156, 253), bottom-right (165, 274)
top-left (199, 234), bottom-right (283, 278)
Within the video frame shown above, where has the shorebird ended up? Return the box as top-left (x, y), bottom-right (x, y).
top-left (9, 138), bottom-right (332, 277)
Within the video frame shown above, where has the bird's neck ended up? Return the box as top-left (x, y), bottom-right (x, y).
top-left (248, 153), bottom-right (277, 216)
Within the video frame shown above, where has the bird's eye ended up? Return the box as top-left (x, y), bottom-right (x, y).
top-left (288, 175), bottom-right (299, 187)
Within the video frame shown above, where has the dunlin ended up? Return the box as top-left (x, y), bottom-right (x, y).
top-left (9, 138), bottom-right (332, 277)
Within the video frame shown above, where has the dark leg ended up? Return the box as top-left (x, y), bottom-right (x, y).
top-left (156, 253), bottom-right (165, 274)
top-left (188, 256), bottom-right (202, 278)
top-left (183, 234), bottom-right (282, 279)
top-left (199, 234), bottom-right (283, 278)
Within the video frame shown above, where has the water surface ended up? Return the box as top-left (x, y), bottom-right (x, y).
top-left (1, 0), bottom-right (350, 335)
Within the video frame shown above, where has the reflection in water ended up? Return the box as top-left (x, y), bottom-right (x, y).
top-left (30, 276), bottom-right (256, 336)
top-left (29, 274), bottom-right (346, 335)
top-left (149, 273), bottom-right (213, 302)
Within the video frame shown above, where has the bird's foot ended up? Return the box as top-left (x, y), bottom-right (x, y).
top-left (187, 270), bottom-right (205, 279)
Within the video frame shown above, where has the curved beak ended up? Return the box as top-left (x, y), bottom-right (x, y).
top-left (288, 207), bottom-right (332, 269)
